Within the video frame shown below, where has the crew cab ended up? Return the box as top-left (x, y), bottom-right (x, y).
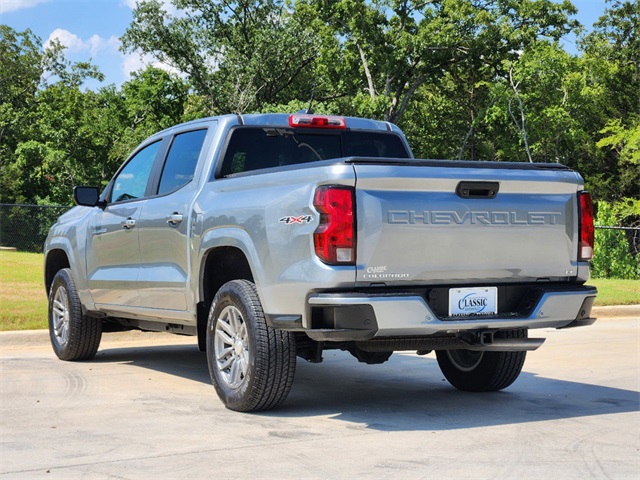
top-left (44, 113), bottom-right (597, 411)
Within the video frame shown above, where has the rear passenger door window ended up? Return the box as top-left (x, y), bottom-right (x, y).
top-left (157, 129), bottom-right (208, 196)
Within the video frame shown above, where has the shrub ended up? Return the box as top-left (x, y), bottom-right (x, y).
top-left (591, 199), bottom-right (640, 279)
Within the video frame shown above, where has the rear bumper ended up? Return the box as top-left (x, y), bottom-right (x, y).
top-left (304, 286), bottom-right (597, 341)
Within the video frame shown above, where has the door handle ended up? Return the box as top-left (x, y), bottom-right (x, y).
top-left (121, 218), bottom-right (136, 229)
top-left (166, 213), bottom-right (184, 226)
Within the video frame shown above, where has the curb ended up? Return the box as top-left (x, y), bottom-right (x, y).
top-left (0, 330), bottom-right (50, 347)
top-left (1, 305), bottom-right (637, 348)
top-left (592, 305), bottom-right (640, 319)
top-left (0, 329), bottom-right (193, 348)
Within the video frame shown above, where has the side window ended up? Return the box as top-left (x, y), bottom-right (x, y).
top-left (157, 129), bottom-right (207, 196)
top-left (111, 141), bottom-right (161, 203)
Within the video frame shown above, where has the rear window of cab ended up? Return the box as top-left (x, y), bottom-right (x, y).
top-left (218, 128), bottom-right (410, 177)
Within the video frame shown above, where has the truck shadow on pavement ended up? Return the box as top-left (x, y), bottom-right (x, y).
top-left (94, 344), bottom-right (639, 432)
top-left (283, 351), bottom-right (640, 431)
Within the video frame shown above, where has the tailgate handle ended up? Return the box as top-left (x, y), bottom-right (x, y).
top-left (456, 181), bottom-right (499, 199)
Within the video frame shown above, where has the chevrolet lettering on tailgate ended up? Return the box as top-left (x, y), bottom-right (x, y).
top-left (387, 210), bottom-right (562, 225)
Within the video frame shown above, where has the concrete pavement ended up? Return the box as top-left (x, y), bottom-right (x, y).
top-left (1, 314), bottom-right (638, 479)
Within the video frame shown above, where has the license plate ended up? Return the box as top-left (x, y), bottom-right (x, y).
top-left (449, 287), bottom-right (498, 316)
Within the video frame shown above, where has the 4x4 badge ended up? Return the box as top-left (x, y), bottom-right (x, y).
top-left (279, 215), bottom-right (313, 225)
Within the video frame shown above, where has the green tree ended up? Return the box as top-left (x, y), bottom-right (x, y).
top-left (1, 24), bottom-right (191, 205)
top-left (472, 42), bottom-right (598, 167)
top-left (121, 0), bottom-right (322, 113)
top-left (112, 67), bottom-right (191, 164)
top-left (13, 85), bottom-right (111, 204)
top-left (591, 200), bottom-right (640, 279)
top-left (299, 0), bottom-right (579, 125)
top-left (15, 66), bottom-right (192, 205)
top-left (0, 27), bottom-right (103, 204)
top-left (0, 27), bottom-right (43, 203)
top-left (2, 0), bottom-right (638, 216)
top-left (577, 0), bottom-right (640, 202)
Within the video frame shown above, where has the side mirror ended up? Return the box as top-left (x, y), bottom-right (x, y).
top-left (73, 186), bottom-right (101, 207)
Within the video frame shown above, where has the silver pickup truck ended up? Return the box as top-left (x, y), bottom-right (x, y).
top-left (44, 113), bottom-right (597, 411)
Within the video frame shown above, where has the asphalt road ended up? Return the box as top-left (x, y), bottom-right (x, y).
top-left (1, 315), bottom-right (638, 479)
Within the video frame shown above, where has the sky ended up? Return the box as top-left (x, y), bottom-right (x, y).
top-left (1, 0), bottom-right (609, 91)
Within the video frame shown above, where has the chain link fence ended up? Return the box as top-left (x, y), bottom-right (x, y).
top-left (0, 204), bottom-right (73, 253)
top-left (0, 203), bottom-right (639, 257)
top-left (595, 225), bottom-right (639, 258)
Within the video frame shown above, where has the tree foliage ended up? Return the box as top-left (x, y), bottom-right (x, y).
top-left (0, 0), bottom-right (638, 275)
top-left (0, 26), bottom-right (44, 203)
top-left (591, 200), bottom-right (640, 279)
top-left (0, 25), bottom-right (190, 204)
top-left (297, 0), bottom-right (579, 124)
top-left (121, 0), bottom-right (322, 113)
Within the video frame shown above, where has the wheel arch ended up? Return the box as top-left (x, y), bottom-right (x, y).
top-left (197, 245), bottom-right (254, 351)
top-left (45, 249), bottom-right (71, 295)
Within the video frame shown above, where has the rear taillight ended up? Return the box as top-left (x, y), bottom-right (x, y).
top-left (578, 191), bottom-right (594, 261)
top-left (289, 114), bottom-right (346, 129)
top-left (313, 186), bottom-right (355, 265)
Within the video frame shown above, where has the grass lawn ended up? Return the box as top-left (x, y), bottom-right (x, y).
top-left (1, 250), bottom-right (638, 331)
top-left (586, 278), bottom-right (640, 307)
top-left (1, 251), bottom-right (47, 331)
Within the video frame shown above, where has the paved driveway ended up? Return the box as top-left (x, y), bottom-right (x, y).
top-left (1, 316), bottom-right (638, 479)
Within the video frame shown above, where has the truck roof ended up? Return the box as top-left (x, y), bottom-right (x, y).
top-left (151, 113), bottom-right (399, 139)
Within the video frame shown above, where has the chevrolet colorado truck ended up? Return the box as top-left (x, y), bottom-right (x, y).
top-left (44, 113), bottom-right (597, 411)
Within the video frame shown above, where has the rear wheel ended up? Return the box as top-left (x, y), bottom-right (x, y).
top-left (436, 330), bottom-right (527, 392)
top-left (48, 268), bottom-right (102, 361)
top-left (206, 280), bottom-right (296, 412)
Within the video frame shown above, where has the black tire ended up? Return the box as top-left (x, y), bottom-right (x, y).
top-left (206, 280), bottom-right (296, 412)
top-left (48, 268), bottom-right (102, 361)
top-left (436, 330), bottom-right (527, 392)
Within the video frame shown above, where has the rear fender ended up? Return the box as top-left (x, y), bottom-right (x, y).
top-left (197, 227), bottom-right (261, 300)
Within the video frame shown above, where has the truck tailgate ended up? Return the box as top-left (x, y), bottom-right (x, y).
top-left (353, 161), bottom-right (583, 285)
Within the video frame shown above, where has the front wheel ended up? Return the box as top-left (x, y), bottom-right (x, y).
top-left (206, 280), bottom-right (296, 412)
top-left (48, 268), bottom-right (102, 361)
top-left (436, 330), bottom-right (527, 392)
